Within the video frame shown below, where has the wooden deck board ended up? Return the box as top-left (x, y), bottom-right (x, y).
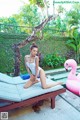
top-left (60, 90), bottom-right (80, 112)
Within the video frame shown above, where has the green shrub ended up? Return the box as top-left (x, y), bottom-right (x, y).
top-left (42, 53), bottom-right (66, 68)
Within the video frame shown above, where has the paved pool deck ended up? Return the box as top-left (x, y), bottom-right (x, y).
top-left (8, 93), bottom-right (80, 120)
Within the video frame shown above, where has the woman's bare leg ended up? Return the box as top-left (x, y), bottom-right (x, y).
top-left (23, 80), bottom-right (33, 88)
top-left (24, 75), bottom-right (39, 89)
top-left (39, 69), bottom-right (63, 89)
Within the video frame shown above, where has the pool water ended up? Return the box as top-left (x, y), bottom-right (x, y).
top-left (47, 72), bottom-right (68, 85)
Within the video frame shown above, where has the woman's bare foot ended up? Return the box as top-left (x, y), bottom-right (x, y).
top-left (33, 80), bottom-right (39, 84)
top-left (57, 81), bottom-right (63, 85)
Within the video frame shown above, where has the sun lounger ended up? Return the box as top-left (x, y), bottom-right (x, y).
top-left (0, 73), bottom-right (66, 112)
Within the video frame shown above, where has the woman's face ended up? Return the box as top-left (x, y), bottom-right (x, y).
top-left (30, 47), bottom-right (38, 57)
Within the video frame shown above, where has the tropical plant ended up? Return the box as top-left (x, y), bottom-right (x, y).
top-left (65, 4), bottom-right (80, 63)
top-left (42, 53), bottom-right (66, 68)
top-left (66, 27), bottom-right (80, 63)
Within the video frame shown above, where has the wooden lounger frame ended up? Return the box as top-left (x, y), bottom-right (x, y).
top-left (0, 88), bottom-right (66, 112)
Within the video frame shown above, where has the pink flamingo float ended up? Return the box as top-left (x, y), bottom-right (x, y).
top-left (64, 59), bottom-right (80, 95)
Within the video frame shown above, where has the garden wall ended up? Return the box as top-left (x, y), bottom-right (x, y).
top-left (0, 33), bottom-right (70, 73)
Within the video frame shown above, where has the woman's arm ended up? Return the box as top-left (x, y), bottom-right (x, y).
top-left (35, 56), bottom-right (39, 79)
top-left (24, 56), bottom-right (31, 75)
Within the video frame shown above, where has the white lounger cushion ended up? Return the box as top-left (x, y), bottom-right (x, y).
top-left (17, 79), bottom-right (63, 101)
top-left (0, 78), bottom-right (63, 102)
top-left (0, 82), bottom-right (21, 102)
top-left (0, 73), bottom-right (13, 83)
top-left (0, 73), bottom-right (28, 84)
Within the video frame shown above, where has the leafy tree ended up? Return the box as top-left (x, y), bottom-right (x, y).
top-left (0, 17), bottom-right (20, 33)
top-left (55, 16), bottom-right (66, 33)
top-left (13, 4), bottom-right (41, 34)
top-left (29, 0), bottom-right (45, 8)
top-left (29, 0), bottom-right (51, 18)
top-left (65, 4), bottom-right (80, 62)
top-left (57, 5), bottom-right (65, 14)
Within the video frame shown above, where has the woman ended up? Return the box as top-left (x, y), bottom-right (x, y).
top-left (24, 42), bottom-right (63, 89)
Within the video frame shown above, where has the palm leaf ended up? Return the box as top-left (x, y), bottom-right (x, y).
top-left (66, 43), bottom-right (76, 51)
top-left (66, 39), bottom-right (74, 44)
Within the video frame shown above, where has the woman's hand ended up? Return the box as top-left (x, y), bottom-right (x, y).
top-left (30, 74), bottom-right (35, 81)
top-left (30, 74), bottom-right (39, 83)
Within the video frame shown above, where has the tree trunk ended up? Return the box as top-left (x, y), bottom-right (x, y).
top-left (12, 44), bottom-right (21, 76)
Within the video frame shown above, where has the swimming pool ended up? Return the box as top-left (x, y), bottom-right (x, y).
top-left (47, 72), bottom-right (68, 84)
top-left (47, 68), bottom-right (80, 88)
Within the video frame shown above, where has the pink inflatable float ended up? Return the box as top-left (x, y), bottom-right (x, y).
top-left (64, 59), bottom-right (80, 95)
